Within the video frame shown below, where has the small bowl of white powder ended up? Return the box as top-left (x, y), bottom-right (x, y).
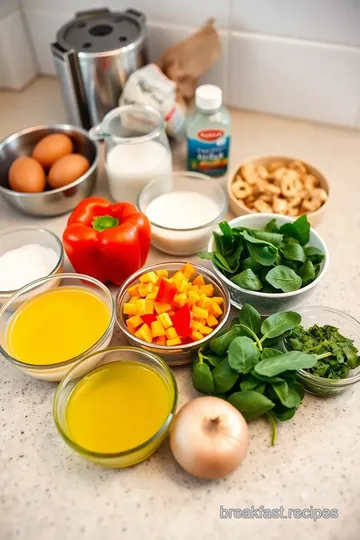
top-left (0, 227), bottom-right (64, 308)
top-left (138, 171), bottom-right (227, 256)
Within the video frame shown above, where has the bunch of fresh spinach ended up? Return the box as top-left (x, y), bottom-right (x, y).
top-left (286, 324), bottom-right (360, 379)
top-left (192, 304), bottom-right (318, 445)
top-left (199, 215), bottom-right (325, 293)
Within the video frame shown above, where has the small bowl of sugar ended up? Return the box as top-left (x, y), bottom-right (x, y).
top-left (138, 171), bottom-right (227, 256)
top-left (0, 227), bottom-right (64, 309)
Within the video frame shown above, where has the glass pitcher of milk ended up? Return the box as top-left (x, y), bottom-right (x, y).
top-left (90, 105), bottom-right (172, 204)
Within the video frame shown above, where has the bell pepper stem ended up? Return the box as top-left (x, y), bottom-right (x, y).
top-left (92, 215), bottom-right (119, 232)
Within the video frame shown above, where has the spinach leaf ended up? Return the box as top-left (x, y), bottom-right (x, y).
top-left (265, 265), bottom-right (302, 292)
top-left (228, 336), bottom-right (260, 374)
top-left (239, 304), bottom-right (261, 334)
top-left (261, 347), bottom-right (282, 360)
top-left (212, 359), bottom-right (239, 393)
top-left (251, 230), bottom-right (283, 247)
top-left (261, 311), bottom-right (301, 340)
top-left (241, 257), bottom-right (262, 272)
top-left (254, 350), bottom-right (317, 377)
top-left (225, 241), bottom-right (244, 273)
top-left (231, 269), bottom-right (262, 291)
top-left (268, 379), bottom-right (289, 405)
top-left (240, 229), bottom-right (277, 248)
top-left (281, 243), bottom-right (306, 263)
top-left (273, 405), bottom-right (297, 421)
top-left (210, 325), bottom-right (250, 355)
top-left (304, 246), bottom-right (324, 264)
top-left (198, 346), bottom-right (224, 367)
top-left (228, 391), bottom-right (275, 421)
top-left (240, 374), bottom-right (266, 393)
top-left (219, 221), bottom-right (234, 248)
top-left (279, 215), bottom-right (310, 246)
top-left (198, 251), bottom-right (230, 274)
top-left (192, 360), bottom-right (214, 393)
top-left (215, 253), bottom-right (234, 272)
top-left (298, 260), bottom-right (315, 284)
top-left (248, 243), bottom-right (278, 266)
top-left (265, 218), bottom-right (280, 233)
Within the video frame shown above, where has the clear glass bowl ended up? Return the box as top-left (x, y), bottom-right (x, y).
top-left (283, 306), bottom-right (360, 396)
top-left (53, 346), bottom-right (178, 468)
top-left (138, 171), bottom-right (227, 256)
top-left (116, 261), bottom-right (230, 366)
top-left (0, 273), bottom-right (115, 381)
top-left (0, 227), bottom-right (64, 308)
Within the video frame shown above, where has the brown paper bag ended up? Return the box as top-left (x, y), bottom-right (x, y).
top-left (157, 18), bottom-right (221, 107)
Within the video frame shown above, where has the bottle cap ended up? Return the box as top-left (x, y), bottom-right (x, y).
top-left (195, 85), bottom-right (222, 111)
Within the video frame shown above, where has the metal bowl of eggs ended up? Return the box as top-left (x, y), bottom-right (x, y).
top-left (0, 124), bottom-right (99, 217)
top-left (227, 156), bottom-right (330, 227)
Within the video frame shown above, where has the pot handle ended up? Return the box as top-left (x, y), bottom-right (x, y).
top-left (89, 123), bottom-right (110, 141)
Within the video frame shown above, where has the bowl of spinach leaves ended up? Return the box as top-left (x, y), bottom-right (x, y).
top-left (283, 306), bottom-right (360, 396)
top-left (202, 213), bottom-right (329, 315)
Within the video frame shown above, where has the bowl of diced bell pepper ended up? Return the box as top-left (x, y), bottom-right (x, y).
top-left (115, 262), bottom-right (231, 366)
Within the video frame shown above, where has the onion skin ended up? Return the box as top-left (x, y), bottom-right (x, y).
top-left (170, 396), bottom-right (249, 479)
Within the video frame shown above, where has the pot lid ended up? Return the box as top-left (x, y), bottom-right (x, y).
top-left (55, 8), bottom-right (146, 54)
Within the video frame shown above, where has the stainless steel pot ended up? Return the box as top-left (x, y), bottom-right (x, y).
top-left (51, 8), bottom-right (148, 129)
top-left (0, 124), bottom-right (99, 217)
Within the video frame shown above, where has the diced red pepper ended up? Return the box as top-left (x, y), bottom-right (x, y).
top-left (141, 314), bottom-right (157, 325)
top-left (171, 304), bottom-right (192, 338)
top-left (155, 279), bottom-right (177, 304)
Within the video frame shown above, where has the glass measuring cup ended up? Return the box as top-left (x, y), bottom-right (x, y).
top-left (90, 105), bottom-right (172, 204)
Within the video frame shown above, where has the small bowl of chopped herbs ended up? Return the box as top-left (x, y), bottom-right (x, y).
top-left (283, 306), bottom-right (360, 396)
top-left (202, 213), bottom-right (329, 315)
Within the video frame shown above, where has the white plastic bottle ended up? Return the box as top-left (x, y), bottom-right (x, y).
top-left (186, 85), bottom-right (231, 177)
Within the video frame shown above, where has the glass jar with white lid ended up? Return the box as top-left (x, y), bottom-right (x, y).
top-left (90, 105), bottom-right (172, 204)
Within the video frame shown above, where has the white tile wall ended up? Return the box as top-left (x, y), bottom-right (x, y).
top-left (0, 0), bottom-right (20, 18)
top-left (230, 0), bottom-right (360, 46)
top-left (21, 0), bottom-right (103, 12)
top-left (0, 10), bottom-right (37, 88)
top-left (228, 32), bottom-right (360, 128)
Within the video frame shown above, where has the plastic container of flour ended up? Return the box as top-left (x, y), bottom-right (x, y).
top-left (138, 172), bottom-right (227, 255)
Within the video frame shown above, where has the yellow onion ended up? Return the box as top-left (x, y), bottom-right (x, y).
top-left (170, 396), bottom-right (248, 479)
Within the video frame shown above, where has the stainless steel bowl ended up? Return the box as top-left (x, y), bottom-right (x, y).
top-left (0, 124), bottom-right (99, 217)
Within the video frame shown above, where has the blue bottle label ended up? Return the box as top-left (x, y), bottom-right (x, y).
top-left (187, 129), bottom-right (230, 176)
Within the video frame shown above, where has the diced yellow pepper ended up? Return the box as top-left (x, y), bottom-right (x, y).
top-left (154, 302), bottom-right (172, 314)
top-left (174, 293), bottom-right (188, 308)
top-left (190, 330), bottom-right (203, 341)
top-left (136, 299), bottom-right (154, 315)
top-left (173, 271), bottom-right (188, 283)
top-left (138, 282), bottom-right (154, 297)
top-left (188, 284), bottom-right (200, 292)
top-left (146, 292), bottom-right (158, 301)
top-left (207, 314), bottom-right (219, 327)
top-left (192, 305), bottom-right (209, 319)
top-left (151, 320), bottom-right (166, 338)
top-left (123, 302), bottom-right (137, 316)
top-left (198, 324), bottom-right (213, 335)
top-left (193, 317), bottom-right (207, 325)
top-left (212, 296), bottom-right (224, 305)
top-left (175, 280), bottom-right (188, 293)
top-left (191, 320), bottom-right (203, 331)
top-left (128, 284), bottom-right (139, 296)
top-left (210, 302), bottom-right (223, 317)
top-left (197, 294), bottom-right (212, 310)
top-left (165, 327), bottom-right (178, 339)
top-left (167, 337), bottom-right (182, 346)
top-left (192, 274), bottom-right (205, 287)
top-left (126, 315), bottom-right (143, 329)
top-left (200, 284), bottom-right (214, 297)
top-left (135, 323), bottom-right (153, 343)
top-left (156, 269), bottom-right (168, 279)
top-left (154, 335), bottom-right (166, 345)
top-left (139, 271), bottom-right (158, 284)
top-left (188, 290), bottom-right (200, 306)
top-left (130, 295), bottom-right (140, 304)
top-left (157, 312), bottom-right (173, 329)
top-left (182, 263), bottom-right (196, 279)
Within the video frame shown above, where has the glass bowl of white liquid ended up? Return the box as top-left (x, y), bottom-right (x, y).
top-left (138, 171), bottom-right (227, 255)
top-left (90, 105), bottom-right (172, 205)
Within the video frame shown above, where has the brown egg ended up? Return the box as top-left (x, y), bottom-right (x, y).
top-left (32, 133), bottom-right (73, 169)
top-left (8, 156), bottom-right (46, 193)
top-left (48, 154), bottom-right (90, 189)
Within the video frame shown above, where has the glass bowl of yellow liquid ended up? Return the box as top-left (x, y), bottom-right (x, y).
top-left (53, 346), bottom-right (178, 468)
top-left (0, 273), bottom-right (115, 381)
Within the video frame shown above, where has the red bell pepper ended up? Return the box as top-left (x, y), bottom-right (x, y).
top-left (155, 279), bottom-right (177, 304)
top-left (171, 304), bottom-right (192, 338)
top-left (141, 314), bottom-right (157, 325)
top-left (63, 197), bottom-right (151, 286)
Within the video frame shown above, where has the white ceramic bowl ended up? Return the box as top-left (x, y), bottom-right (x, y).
top-left (207, 213), bottom-right (329, 315)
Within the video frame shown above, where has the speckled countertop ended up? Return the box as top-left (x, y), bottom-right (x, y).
top-left (1, 78), bottom-right (360, 540)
